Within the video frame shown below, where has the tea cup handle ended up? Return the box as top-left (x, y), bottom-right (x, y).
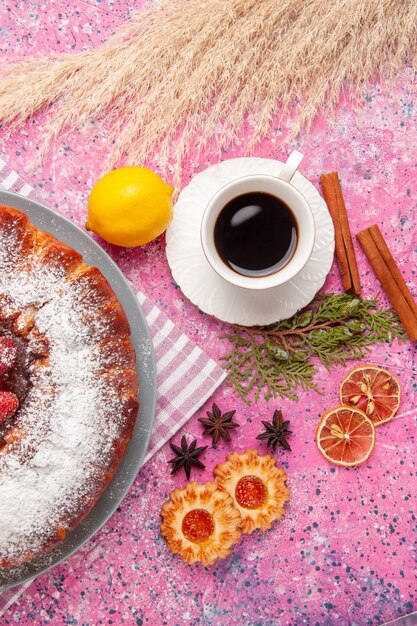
top-left (277, 150), bottom-right (304, 183)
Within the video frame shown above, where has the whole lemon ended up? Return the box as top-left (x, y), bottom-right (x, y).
top-left (86, 166), bottom-right (174, 247)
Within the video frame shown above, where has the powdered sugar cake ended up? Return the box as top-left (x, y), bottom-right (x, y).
top-left (0, 205), bottom-right (139, 568)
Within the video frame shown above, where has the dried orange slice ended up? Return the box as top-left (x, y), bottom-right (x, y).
top-left (160, 481), bottom-right (242, 565)
top-left (316, 405), bottom-right (376, 467)
top-left (340, 365), bottom-right (400, 426)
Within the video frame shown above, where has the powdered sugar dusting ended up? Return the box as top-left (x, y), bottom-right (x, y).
top-left (0, 212), bottom-right (137, 565)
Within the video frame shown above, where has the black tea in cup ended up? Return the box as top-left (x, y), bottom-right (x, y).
top-left (214, 192), bottom-right (298, 278)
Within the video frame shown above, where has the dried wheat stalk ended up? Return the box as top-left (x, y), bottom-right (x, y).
top-left (0, 0), bottom-right (416, 177)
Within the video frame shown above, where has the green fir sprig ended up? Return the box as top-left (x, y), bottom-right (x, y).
top-left (220, 293), bottom-right (405, 403)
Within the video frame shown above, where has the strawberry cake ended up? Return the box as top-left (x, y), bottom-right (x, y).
top-left (0, 205), bottom-right (139, 568)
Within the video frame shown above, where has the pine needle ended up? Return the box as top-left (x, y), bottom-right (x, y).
top-left (0, 0), bottom-right (416, 178)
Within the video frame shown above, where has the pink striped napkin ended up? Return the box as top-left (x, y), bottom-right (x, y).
top-left (0, 157), bottom-right (45, 201)
top-left (138, 292), bottom-right (225, 465)
top-left (0, 160), bottom-right (226, 613)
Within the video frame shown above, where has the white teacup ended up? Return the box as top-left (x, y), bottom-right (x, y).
top-left (200, 151), bottom-right (315, 290)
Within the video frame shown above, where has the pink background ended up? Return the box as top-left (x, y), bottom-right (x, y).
top-left (1, 1), bottom-right (417, 624)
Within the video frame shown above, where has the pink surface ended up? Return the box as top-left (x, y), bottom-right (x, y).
top-left (1, 2), bottom-right (417, 625)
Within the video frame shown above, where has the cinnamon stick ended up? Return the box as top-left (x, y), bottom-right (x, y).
top-left (356, 225), bottom-right (417, 342)
top-left (320, 172), bottom-right (361, 295)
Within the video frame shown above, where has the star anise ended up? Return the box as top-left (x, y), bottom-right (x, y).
top-left (198, 403), bottom-right (240, 447)
top-left (168, 435), bottom-right (208, 479)
top-left (256, 409), bottom-right (292, 452)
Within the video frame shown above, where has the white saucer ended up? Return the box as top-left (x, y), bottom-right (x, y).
top-left (166, 157), bottom-right (335, 326)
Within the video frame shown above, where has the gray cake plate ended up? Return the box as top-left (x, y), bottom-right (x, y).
top-left (0, 190), bottom-right (156, 590)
